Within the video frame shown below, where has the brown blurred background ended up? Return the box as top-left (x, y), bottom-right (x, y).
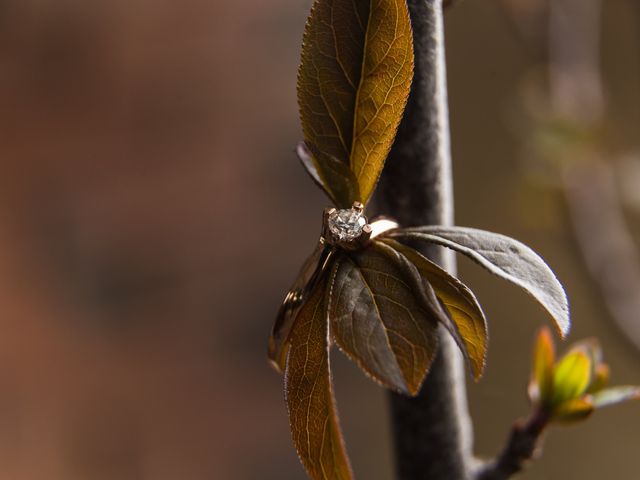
top-left (0, 0), bottom-right (638, 479)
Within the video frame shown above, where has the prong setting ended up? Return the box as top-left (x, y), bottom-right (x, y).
top-left (323, 202), bottom-right (370, 250)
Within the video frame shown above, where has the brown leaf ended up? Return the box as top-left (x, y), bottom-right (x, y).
top-left (329, 241), bottom-right (439, 395)
top-left (387, 226), bottom-right (571, 337)
top-left (298, 0), bottom-right (414, 206)
top-left (304, 143), bottom-right (361, 208)
top-left (284, 274), bottom-right (353, 480)
top-left (349, 0), bottom-right (414, 203)
top-left (381, 239), bottom-right (488, 379)
top-left (269, 242), bottom-right (334, 372)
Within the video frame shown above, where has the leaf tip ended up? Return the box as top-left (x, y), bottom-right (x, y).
top-left (470, 353), bottom-right (488, 382)
top-left (471, 371), bottom-right (484, 383)
top-left (556, 289), bottom-right (571, 338)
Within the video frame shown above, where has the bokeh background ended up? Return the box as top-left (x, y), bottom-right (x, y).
top-left (0, 0), bottom-right (638, 479)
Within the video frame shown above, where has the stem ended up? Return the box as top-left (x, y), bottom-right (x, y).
top-left (549, 0), bottom-right (604, 124)
top-left (563, 162), bottom-right (640, 351)
top-left (374, 1), bottom-right (473, 479)
top-left (476, 410), bottom-right (549, 480)
top-left (549, 0), bottom-right (640, 351)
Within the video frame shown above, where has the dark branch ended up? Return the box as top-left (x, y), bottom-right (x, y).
top-left (476, 410), bottom-right (549, 480)
top-left (375, 1), bottom-right (473, 479)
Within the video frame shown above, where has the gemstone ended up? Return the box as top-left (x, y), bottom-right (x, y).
top-left (327, 208), bottom-right (367, 242)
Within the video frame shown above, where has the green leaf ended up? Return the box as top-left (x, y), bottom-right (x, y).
top-left (569, 338), bottom-right (608, 394)
top-left (329, 242), bottom-right (439, 395)
top-left (552, 350), bottom-right (592, 405)
top-left (269, 242), bottom-right (334, 372)
top-left (297, 0), bottom-right (414, 206)
top-left (590, 386), bottom-right (640, 409)
top-left (529, 327), bottom-right (556, 406)
top-left (284, 276), bottom-right (353, 480)
top-left (551, 398), bottom-right (594, 424)
top-left (386, 226), bottom-right (570, 337)
top-left (381, 239), bottom-right (488, 380)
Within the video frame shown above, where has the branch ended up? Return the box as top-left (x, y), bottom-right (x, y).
top-left (374, 1), bottom-right (474, 479)
top-left (548, 0), bottom-right (640, 351)
top-left (476, 410), bottom-right (549, 480)
top-left (562, 162), bottom-right (640, 351)
top-left (549, 0), bottom-right (604, 124)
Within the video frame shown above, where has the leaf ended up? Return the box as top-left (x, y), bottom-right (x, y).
top-left (329, 242), bottom-right (439, 395)
top-left (551, 398), bottom-right (594, 423)
top-left (587, 363), bottom-right (610, 394)
top-left (296, 142), bottom-right (325, 193)
top-left (529, 327), bottom-right (556, 406)
top-left (381, 239), bottom-right (488, 379)
top-left (269, 242), bottom-right (334, 372)
top-left (284, 275), bottom-right (353, 480)
top-left (589, 386), bottom-right (640, 409)
top-left (386, 226), bottom-right (570, 337)
top-left (551, 350), bottom-right (592, 405)
top-left (368, 217), bottom-right (399, 238)
top-left (298, 0), bottom-right (414, 206)
top-left (348, 0), bottom-right (414, 203)
top-left (303, 142), bottom-right (361, 208)
top-left (574, 338), bottom-right (603, 366)
top-left (567, 338), bottom-right (608, 394)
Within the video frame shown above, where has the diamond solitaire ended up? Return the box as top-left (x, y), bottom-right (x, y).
top-left (327, 205), bottom-right (368, 242)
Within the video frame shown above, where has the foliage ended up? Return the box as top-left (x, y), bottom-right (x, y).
top-left (270, 0), bottom-right (573, 478)
top-left (297, 0), bottom-right (414, 207)
top-left (529, 327), bottom-right (640, 424)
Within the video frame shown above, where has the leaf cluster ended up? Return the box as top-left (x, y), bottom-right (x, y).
top-left (271, 0), bottom-right (576, 477)
top-left (529, 327), bottom-right (640, 424)
top-left (270, 225), bottom-right (570, 479)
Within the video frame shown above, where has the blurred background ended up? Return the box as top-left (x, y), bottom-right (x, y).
top-left (0, 0), bottom-right (638, 479)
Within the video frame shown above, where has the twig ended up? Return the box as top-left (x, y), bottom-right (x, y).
top-left (548, 0), bottom-right (604, 124)
top-left (505, 0), bottom-right (640, 349)
top-left (375, 1), bottom-right (474, 479)
top-left (562, 162), bottom-right (640, 351)
top-left (548, 0), bottom-right (640, 351)
top-left (476, 410), bottom-right (550, 480)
